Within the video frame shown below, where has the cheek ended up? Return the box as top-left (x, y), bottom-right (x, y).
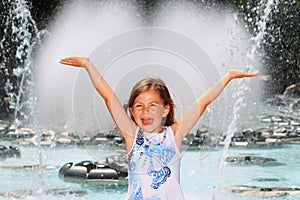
top-left (130, 109), bottom-right (139, 120)
top-left (152, 108), bottom-right (164, 117)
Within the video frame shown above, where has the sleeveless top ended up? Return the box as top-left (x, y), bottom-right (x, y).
top-left (126, 126), bottom-right (184, 200)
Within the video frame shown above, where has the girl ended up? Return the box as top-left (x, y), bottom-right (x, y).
top-left (60, 56), bottom-right (258, 199)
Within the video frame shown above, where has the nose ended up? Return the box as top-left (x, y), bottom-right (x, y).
top-left (142, 105), bottom-right (150, 113)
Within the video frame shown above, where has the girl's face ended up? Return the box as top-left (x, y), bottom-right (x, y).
top-left (130, 89), bottom-right (170, 133)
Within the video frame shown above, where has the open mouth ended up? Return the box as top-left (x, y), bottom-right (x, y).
top-left (141, 118), bottom-right (153, 126)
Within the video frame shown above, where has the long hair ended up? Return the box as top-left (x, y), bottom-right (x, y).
top-left (128, 78), bottom-right (175, 126)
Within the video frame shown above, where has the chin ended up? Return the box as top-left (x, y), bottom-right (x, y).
top-left (139, 125), bottom-right (152, 132)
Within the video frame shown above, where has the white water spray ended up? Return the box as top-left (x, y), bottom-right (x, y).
top-left (0, 0), bottom-right (39, 126)
top-left (0, 0), bottom-right (47, 192)
top-left (212, 0), bottom-right (277, 199)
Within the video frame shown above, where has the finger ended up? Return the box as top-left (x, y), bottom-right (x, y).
top-left (59, 57), bottom-right (71, 63)
top-left (249, 71), bottom-right (259, 76)
top-left (243, 71), bottom-right (259, 77)
top-left (59, 59), bottom-right (76, 66)
top-left (59, 59), bottom-right (71, 64)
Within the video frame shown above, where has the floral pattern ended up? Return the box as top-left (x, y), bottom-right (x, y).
top-left (127, 127), bottom-right (178, 199)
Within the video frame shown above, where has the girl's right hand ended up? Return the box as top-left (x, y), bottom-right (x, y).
top-left (59, 56), bottom-right (90, 68)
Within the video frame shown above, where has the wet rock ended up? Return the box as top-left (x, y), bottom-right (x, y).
top-left (56, 137), bottom-right (73, 145)
top-left (0, 188), bottom-right (87, 198)
top-left (29, 130), bottom-right (56, 147)
top-left (273, 127), bottom-right (286, 133)
top-left (253, 177), bottom-right (281, 182)
top-left (80, 136), bottom-right (92, 144)
top-left (265, 138), bottom-right (283, 144)
top-left (291, 120), bottom-right (300, 126)
top-left (221, 185), bottom-right (300, 197)
top-left (1, 126), bottom-right (35, 140)
top-left (225, 156), bottom-right (277, 163)
top-left (0, 164), bottom-right (58, 171)
top-left (0, 145), bottom-right (21, 159)
top-left (183, 126), bottom-right (213, 148)
top-left (218, 114), bottom-right (300, 147)
top-left (93, 137), bottom-right (109, 145)
top-left (271, 116), bottom-right (284, 122)
top-left (182, 137), bottom-right (189, 146)
top-left (260, 129), bottom-right (272, 137)
top-left (113, 137), bottom-right (124, 146)
top-left (261, 117), bottom-right (272, 122)
top-left (231, 141), bottom-right (249, 147)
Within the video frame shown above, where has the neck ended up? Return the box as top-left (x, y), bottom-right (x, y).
top-left (141, 125), bottom-right (165, 134)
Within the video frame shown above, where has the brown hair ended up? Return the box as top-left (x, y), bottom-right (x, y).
top-left (128, 78), bottom-right (175, 126)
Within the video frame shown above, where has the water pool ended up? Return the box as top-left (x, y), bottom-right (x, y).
top-left (1, 141), bottom-right (299, 200)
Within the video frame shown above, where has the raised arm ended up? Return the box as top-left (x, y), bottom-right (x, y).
top-left (172, 70), bottom-right (259, 147)
top-left (59, 57), bottom-right (137, 151)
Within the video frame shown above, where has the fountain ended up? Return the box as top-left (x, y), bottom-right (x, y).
top-left (0, 0), bottom-right (39, 126)
top-left (0, 0), bottom-right (299, 199)
top-left (0, 0), bottom-right (62, 197)
top-left (38, 0), bottom-right (259, 136)
top-left (212, 0), bottom-right (278, 199)
top-left (38, 1), bottom-right (259, 199)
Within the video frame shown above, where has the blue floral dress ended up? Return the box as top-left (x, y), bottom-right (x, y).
top-left (126, 126), bottom-right (184, 200)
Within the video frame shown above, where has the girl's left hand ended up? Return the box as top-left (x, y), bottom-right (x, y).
top-left (228, 69), bottom-right (259, 79)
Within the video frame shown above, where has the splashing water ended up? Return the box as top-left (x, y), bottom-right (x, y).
top-left (0, 0), bottom-right (275, 199)
top-left (38, 1), bottom-right (257, 198)
top-left (0, 0), bottom-right (39, 126)
top-left (212, 0), bottom-right (278, 199)
top-left (0, 0), bottom-right (47, 193)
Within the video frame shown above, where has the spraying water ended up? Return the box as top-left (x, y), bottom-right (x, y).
top-left (0, 0), bottom-right (265, 198)
top-left (0, 0), bottom-right (40, 126)
top-left (0, 0), bottom-right (48, 193)
top-left (38, 1), bottom-right (256, 198)
top-left (38, 0), bottom-right (255, 134)
top-left (212, 0), bottom-right (277, 199)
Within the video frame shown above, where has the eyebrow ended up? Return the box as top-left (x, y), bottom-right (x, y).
top-left (133, 101), bottom-right (162, 105)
